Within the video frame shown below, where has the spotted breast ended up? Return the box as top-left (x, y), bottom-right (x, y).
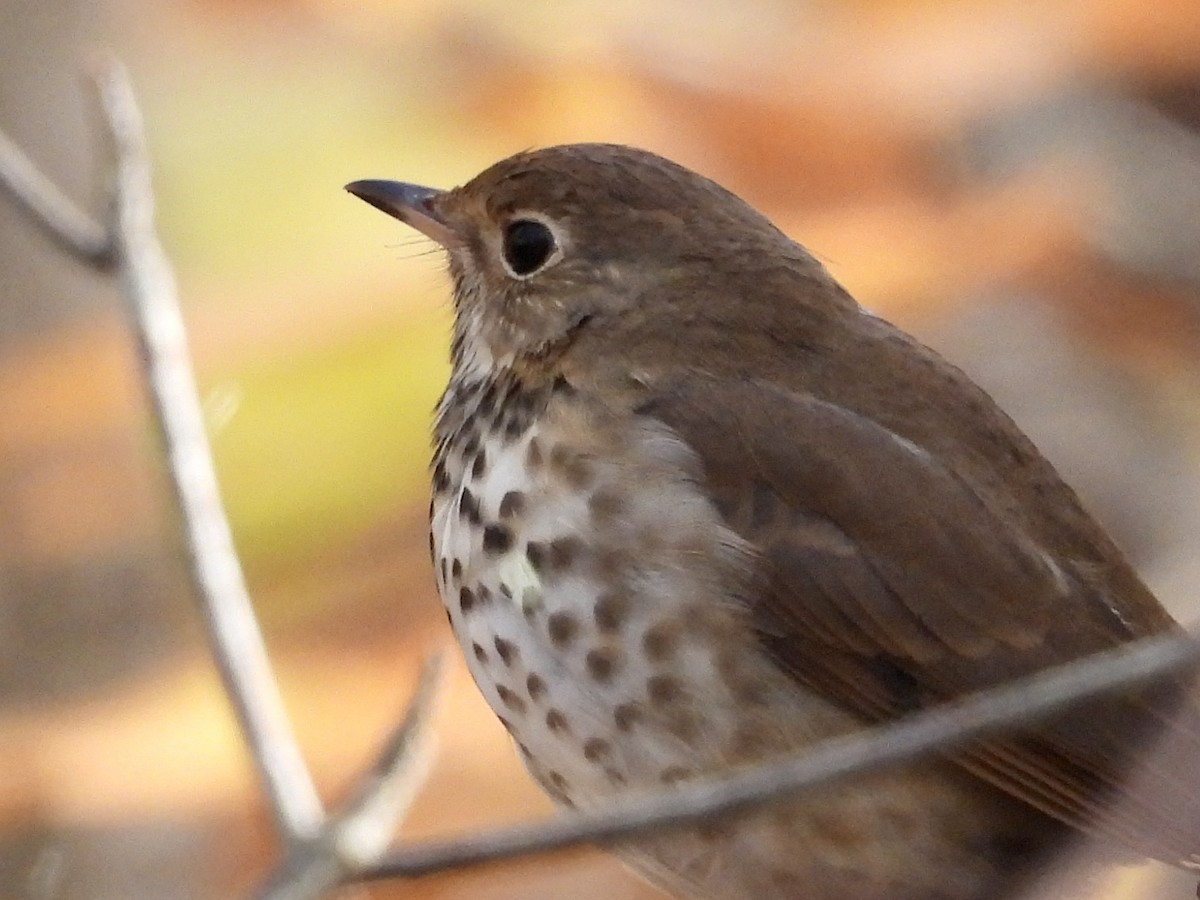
top-left (431, 369), bottom-right (800, 806)
top-left (428, 369), bottom-right (1056, 900)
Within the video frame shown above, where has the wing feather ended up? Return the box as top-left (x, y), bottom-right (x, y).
top-left (638, 371), bottom-right (1200, 866)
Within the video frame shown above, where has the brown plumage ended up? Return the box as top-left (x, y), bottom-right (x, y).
top-left (347, 144), bottom-right (1200, 899)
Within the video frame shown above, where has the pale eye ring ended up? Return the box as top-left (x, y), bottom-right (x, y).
top-left (502, 218), bottom-right (558, 278)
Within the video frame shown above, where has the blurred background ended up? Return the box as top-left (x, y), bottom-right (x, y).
top-left (3, 0), bottom-right (1200, 897)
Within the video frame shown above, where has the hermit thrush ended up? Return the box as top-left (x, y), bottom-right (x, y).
top-left (347, 144), bottom-right (1200, 900)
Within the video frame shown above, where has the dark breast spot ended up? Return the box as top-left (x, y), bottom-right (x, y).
top-left (526, 673), bottom-right (547, 701)
top-left (585, 646), bottom-right (620, 683)
top-left (588, 486), bottom-right (624, 523)
top-left (527, 537), bottom-right (582, 576)
top-left (666, 709), bottom-right (701, 741)
top-left (549, 536), bottom-right (582, 571)
top-left (613, 702), bottom-right (642, 731)
top-left (547, 612), bottom-right (579, 648)
top-left (503, 417), bottom-right (525, 441)
top-left (432, 460), bottom-right (450, 494)
top-left (475, 384), bottom-right (496, 420)
top-left (526, 438), bottom-right (544, 469)
top-left (546, 708), bottom-right (570, 732)
top-left (496, 684), bottom-right (527, 714)
top-left (493, 636), bottom-right (518, 666)
top-left (459, 488), bottom-right (482, 525)
top-left (526, 541), bottom-right (547, 573)
top-left (459, 586), bottom-right (477, 613)
top-left (593, 593), bottom-right (629, 632)
top-left (642, 621), bottom-right (681, 661)
top-left (471, 449), bottom-right (488, 479)
top-left (482, 524), bottom-right (513, 554)
top-left (499, 490), bottom-right (526, 518)
top-left (660, 765), bottom-right (692, 785)
top-left (583, 737), bottom-right (612, 763)
top-left (647, 675), bottom-right (684, 706)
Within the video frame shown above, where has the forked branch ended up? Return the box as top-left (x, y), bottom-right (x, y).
top-left (0, 60), bottom-right (442, 899)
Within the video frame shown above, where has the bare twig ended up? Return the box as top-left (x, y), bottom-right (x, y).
top-left (256, 652), bottom-right (446, 900)
top-left (86, 61), bottom-right (326, 844)
top-left (0, 122), bottom-right (111, 262)
top-left (0, 62), bottom-right (448, 894)
top-left (336, 652), bottom-right (446, 864)
top-left (2, 63), bottom-right (327, 843)
top-left (360, 627), bottom-right (1200, 880)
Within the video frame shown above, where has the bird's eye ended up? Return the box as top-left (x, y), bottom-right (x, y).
top-left (502, 219), bottom-right (557, 277)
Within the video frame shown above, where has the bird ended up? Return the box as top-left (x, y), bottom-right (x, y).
top-left (346, 143), bottom-right (1200, 900)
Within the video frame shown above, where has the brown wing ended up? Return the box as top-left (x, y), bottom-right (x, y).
top-left (637, 371), bottom-right (1200, 866)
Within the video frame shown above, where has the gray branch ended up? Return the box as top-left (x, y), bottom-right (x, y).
top-left (90, 60), bottom-right (326, 845)
top-left (255, 652), bottom-right (445, 900)
top-left (0, 58), bottom-right (449, 898)
top-left (360, 626), bottom-right (1200, 880)
top-left (0, 117), bottom-right (111, 263)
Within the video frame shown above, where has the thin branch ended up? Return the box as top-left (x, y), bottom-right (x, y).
top-left (0, 122), bottom-right (112, 263)
top-left (360, 627), bottom-right (1200, 880)
top-left (1, 57), bottom-right (452, 895)
top-left (336, 651), bottom-right (446, 864)
top-left (255, 653), bottom-right (446, 900)
top-left (90, 60), bottom-right (325, 844)
top-left (0, 62), bottom-right (325, 842)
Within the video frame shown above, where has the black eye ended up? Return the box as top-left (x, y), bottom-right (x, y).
top-left (502, 219), bottom-right (557, 277)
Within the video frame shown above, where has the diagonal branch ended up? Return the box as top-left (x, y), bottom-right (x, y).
top-left (88, 61), bottom-right (327, 845)
top-left (0, 59), bottom-right (448, 894)
top-left (255, 652), bottom-right (446, 900)
top-left (0, 120), bottom-right (112, 263)
top-left (359, 626), bottom-right (1200, 880)
top-left (0, 58), bottom-right (328, 846)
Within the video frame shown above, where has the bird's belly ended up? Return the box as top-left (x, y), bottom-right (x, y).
top-left (430, 405), bottom-right (845, 804)
top-left (430, 409), bottom-right (1064, 899)
top-left (431, 416), bottom-right (791, 807)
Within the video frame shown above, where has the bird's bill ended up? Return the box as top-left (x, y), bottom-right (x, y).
top-left (344, 179), bottom-right (459, 248)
